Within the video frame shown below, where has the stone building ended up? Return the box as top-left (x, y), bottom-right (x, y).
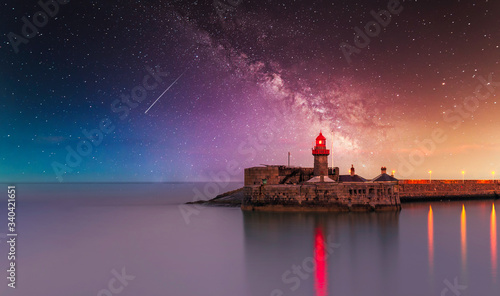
top-left (242, 132), bottom-right (401, 211)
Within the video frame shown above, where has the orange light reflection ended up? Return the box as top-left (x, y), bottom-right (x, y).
top-left (461, 205), bottom-right (467, 268)
top-left (491, 204), bottom-right (497, 278)
top-left (428, 205), bottom-right (434, 270)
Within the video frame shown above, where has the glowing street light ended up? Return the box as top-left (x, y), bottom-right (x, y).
top-left (428, 170), bottom-right (432, 183)
top-left (462, 171), bottom-right (465, 183)
top-left (392, 170), bottom-right (395, 177)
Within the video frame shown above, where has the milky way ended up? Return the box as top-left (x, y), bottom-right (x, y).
top-left (1, 0), bottom-right (499, 182)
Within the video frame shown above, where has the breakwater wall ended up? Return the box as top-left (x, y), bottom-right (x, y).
top-left (398, 180), bottom-right (500, 201)
top-left (242, 183), bottom-right (401, 212)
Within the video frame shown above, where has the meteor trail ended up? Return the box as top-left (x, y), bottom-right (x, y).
top-left (145, 69), bottom-right (188, 114)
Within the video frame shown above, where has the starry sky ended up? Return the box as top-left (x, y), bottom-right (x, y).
top-left (1, 0), bottom-right (499, 182)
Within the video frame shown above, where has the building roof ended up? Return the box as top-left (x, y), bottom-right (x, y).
top-left (338, 175), bottom-right (367, 182)
top-left (306, 176), bottom-right (336, 183)
top-left (372, 173), bottom-right (398, 182)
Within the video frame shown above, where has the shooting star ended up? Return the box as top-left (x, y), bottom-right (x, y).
top-left (145, 68), bottom-right (188, 114)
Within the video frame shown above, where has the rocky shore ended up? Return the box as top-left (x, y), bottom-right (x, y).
top-left (186, 187), bottom-right (244, 207)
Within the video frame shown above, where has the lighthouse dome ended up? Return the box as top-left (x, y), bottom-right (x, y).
top-left (316, 132), bottom-right (326, 146)
top-left (316, 132), bottom-right (326, 141)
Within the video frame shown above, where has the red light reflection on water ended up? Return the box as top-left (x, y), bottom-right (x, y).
top-left (314, 227), bottom-right (328, 296)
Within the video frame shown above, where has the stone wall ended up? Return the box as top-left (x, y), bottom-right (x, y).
top-left (244, 166), bottom-right (280, 186)
top-left (398, 180), bottom-right (500, 200)
top-left (278, 167), bottom-right (314, 184)
top-left (244, 166), bottom-right (339, 186)
top-left (243, 169), bottom-right (500, 210)
top-left (242, 183), bottom-right (400, 212)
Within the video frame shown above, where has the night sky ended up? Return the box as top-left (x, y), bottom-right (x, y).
top-left (1, 0), bottom-right (499, 182)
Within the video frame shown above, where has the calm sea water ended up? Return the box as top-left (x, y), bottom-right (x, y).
top-left (0, 183), bottom-right (498, 296)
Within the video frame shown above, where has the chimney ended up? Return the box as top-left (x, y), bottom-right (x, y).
top-left (350, 164), bottom-right (355, 177)
top-left (381, 166), bottom-right (387, 174)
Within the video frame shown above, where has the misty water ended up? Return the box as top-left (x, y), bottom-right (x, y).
top-left (0, 183), bottom-right (498, 296)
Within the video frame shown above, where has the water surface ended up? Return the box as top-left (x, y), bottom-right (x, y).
top-left (0, 183), bottom-right (498, 296)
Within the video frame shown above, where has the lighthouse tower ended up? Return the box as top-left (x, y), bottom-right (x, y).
top-left (312, 132), bottom-right (330, 176)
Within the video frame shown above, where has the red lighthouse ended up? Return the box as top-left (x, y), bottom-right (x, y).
top-left (312, 132), bottom-right (330, 176)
